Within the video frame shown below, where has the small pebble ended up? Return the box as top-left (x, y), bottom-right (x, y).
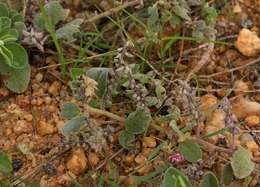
top-left (66, 148), bottom-right (88, 175)
top-left (245, 115), bottom-right (259, 127)
top-left (35, 73), bottom-right (43, 83)
top-left (37, 121), bottom-right (56, 136)
top-left (143, 136), bottom-right (157, 148)
top-left (88, 152), bottom-right (100, 166)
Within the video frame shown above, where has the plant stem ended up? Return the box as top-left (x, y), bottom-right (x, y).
top-left (39, 0), bottom-right (66, 75)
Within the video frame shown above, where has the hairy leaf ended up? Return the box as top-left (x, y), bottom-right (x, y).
top-left (0, 45), bottom-right (13, 67)
top-left (0, 17), bottom-right (11, 32)
top-left (119, 130), bottom-right (135, 149)
top-left (222, 163), bottom-right (233, 185)
top-left (0, 151), bottom-right (12, 174)
top-left (162, 167), bottom-right (192, 187)
top-left (4, 43), bottom-right (28, 69)
top-left (60, 102), bottom-right (81, 119)
top-left (173, 5), bottom-right (191, 21)
top-left (0, 3), bottom-right (9, 17)
top-left (126, 107), bottom-right (151, 134)
top-left (56, 18), bottom-right (83, 41)
top-left (200, 172), bottom-right (219, 187)
top-left (45, 1), bottom-right (69, 25)
top-left (179, 140), bottom-right (202, 163)
top-left (0, 62), bottom-right (31, 93)
top-left (61, 116), bottom-right (87, 136)
top-left (231, 146), bottom-right (255, 179)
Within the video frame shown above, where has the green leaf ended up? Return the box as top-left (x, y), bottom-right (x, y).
top-left (147, 4), bottom-right (159, 31)
top-left (86, 67), bottom-right (110, 99)
top-left (169, 120), bottom-right (184, 138)
top-left (45, 1), bottom-right (69, 25)
top-left (0, 45), bottom-right (13, 67)
top-left (0, 181), bottom-right (12, 187)
top-left (14, 21), bottom-right (26, 38)
top-left (0, 3), bottom-right (9, 17)
top-left (61, 116), bottom-right (87, 136)
top-left (0, 62), bottom-right (31, 93)
top-left (222, 163), bottom-right (233, 185)
top-left (4, 43), bottom-right (28, 69)
top-left (9, 10), bottom-right (24, 23)
top-left (179, 139), bottom-right (202, 163)
top-left (0, 17), bottom-right (11, 32)
top-left (60, 102), bottom-right (81, 120)
top-left (126, 107), bottom-right (151, 134)
top-left (231, 146), bottom-right (255, 179)
top-left (0, 28), bottom-right (18, 42)
top-left (200, 172), bottom-right (219, 187)
top-left (70, 68), bottom-right (85, 80)
top-left (173, 5), bottom-right (191, 21)
top-left (0, 151), bottom-right (12, 174)
top-left (162, 167), bottom-right (192, 187)
top-left (119, 130), bottom-right (135, 149)
top-left (56, 18), bottom-right (83, 41)
top-left (202, 3), bottom-right (217, 26)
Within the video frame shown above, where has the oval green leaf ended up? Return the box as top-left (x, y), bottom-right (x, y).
top-left (200, 171), bottom-right (219, 187)
top-left (126, 107), bottom-right (151, 134)
top-left (0, 45), bottom-right (13, 67)
top-left (162, 167), bottom-right (192, 187)
top-left (0, 3), bottom-right (9, 17)
top-left (179, 139), bottom-right (202, 163)
top-left (119, 130), bottom-right (135, 149)
top-left (231, 146), bottom-right (255, 179)
top-left (0, 62), bottom-right (31, 93)
top-left (0, 151), bottom-right (12, 174)
top-left (60, 102), bottom-right (81, 120)
top-left (61, 116), bottom-right (87, 136)
top-left (4, 43), bottom-right (28, 69)
top-left (222, 163), bottom-right (233, 185)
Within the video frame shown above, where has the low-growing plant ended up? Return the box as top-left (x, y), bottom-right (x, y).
top-left (0, 3), bottom-right (30, 93)
top-left (35, 0), bottom-right (83, 75)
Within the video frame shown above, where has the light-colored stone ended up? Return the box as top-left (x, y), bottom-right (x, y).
top-left (245, 115), bottom-right (259, 127)
top-left (13, 120), bottom-right (30, 135)
top-left (235, 28), bottom-right (260, 57)
top-left (88, 152), bottom-right (100, 166)
top-left (66, 148), bottom-right (88, 175)
top-left (37, 121), bottom-right (56, 136)
top-left (143, 136), bottom-right (157, 148)
top-left (200, 94), bottom-right (218, 112)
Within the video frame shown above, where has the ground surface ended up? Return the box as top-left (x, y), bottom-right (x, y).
top-left (0, 0), bottom-right (260, 187)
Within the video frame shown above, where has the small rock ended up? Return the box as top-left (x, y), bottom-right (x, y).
top-left (35, 73), bottom-right (43, 83)
top-left (245, 140), bottom-right (259, 153)
top-left (38, 121), bottom-right (56, 136)
top-left (233, 3), bottom-right (242, 13)
top-left (205, 110), bottom-right (226, 143)
top-left (24, 114), bottom-right (33, 122)
top-left (13, 120), bottom-right (30, 135)
top-left (232, 97), bottom-right (260, 119)
top-left (134, 154), bottom-right (146, 165)
top-left (245, 115), bottom-right (259, 127)
top-left (233, 80), bottom-right (249, 96)
top-left (235, 28), bottom-right (260, 57)
top-left (0, 88), bottom-right (9, 98)
top-left (48, 81), bottom-right (62, 96)
top-left (200, 94), bottom-right (218, 112)
top-left (66, 148), bottom-right (88, 175)
top-left (143, 136), bottom-right (157, 148)
top-left (88, 152), bottom-right (100, 166)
